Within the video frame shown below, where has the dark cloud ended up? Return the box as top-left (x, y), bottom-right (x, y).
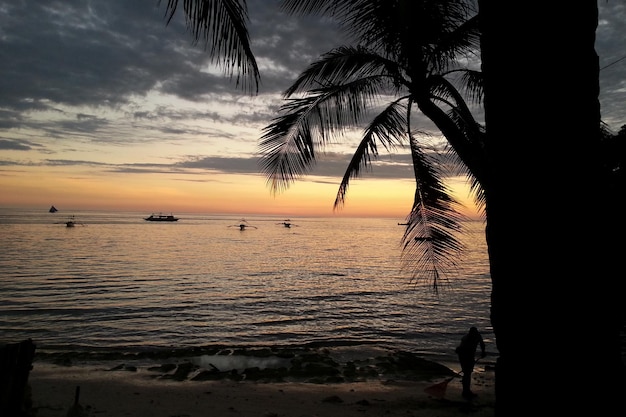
top-left (0, 139), bottom-right (38, 151)
top-left (43, 159), bottom-right (109, 167)
top-left (0, 0), bottom-right (343, 113)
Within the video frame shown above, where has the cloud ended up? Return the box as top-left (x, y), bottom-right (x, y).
top-left (0, 139), bottom-right (38, 151)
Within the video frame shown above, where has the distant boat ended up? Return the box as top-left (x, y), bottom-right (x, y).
top-left (49, 205), bottom-right (58, 213)
top-left (144, 213), bottom-right (179, 222)
top-left (277, 219), bottom-right (298, 228)
top-left (228, 219), bottom-right (257, 231)
top-left (55, 215), bottom-right (84, 227)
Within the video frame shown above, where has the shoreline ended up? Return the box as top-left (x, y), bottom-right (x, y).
top-left (26, 349), bottom-right (496, 417)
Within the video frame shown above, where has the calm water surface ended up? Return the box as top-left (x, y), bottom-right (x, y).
top-left (0, 209), bottom-right (492, 366)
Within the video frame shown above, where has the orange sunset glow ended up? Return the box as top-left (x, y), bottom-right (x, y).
top-left (0, 164), bottom-right (480, 218)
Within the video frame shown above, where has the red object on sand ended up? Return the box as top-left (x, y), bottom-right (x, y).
top-left (424, 376), bottom-right (455, 399)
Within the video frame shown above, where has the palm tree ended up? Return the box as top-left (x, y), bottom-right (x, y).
top-left (160, 1), bottom-right (625, 415)
top-left (258, 0), bottom-right (485, 288)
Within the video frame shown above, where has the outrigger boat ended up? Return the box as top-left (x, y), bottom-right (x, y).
top-left (277, 219), bottom-right (299, 228)
top-left (228, 219), bottom-right (257, 230)
top-left (55, 215), bottom-right (84, 227)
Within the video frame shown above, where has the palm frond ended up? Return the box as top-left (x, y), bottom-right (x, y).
top-left (400, 141), bottom-right (466, 292)
top-left (258, 103), bottom-right (317, 194)
top-left (440, 142), bottom-right (486, 219)
top-left (285, 46), bottom-right (406, 97)
top-left (280, 0), bottom-right (343, 15)
top-left (429, 72), bottom-right (482, 117)
top-left (469, 174), bottom-right (486, 215)
top-left (282, 0), bottom-right (477, 71)
top-left (430, 14), bottom-right (481, 72)
top-left (334, 100), bottom-right (408, 208)
top-left (259, 77), bottom-right (391, 193)
top-left (160, 0), bottom-right (260, 93)
top-left (341, 1), bottom-right (475, 68)
top-left (458, 69), bottom-right (483, 105)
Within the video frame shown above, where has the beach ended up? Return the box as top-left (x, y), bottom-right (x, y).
top-left (27, 353), bottom-right (495, 417)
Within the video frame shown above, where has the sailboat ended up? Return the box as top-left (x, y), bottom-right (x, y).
top-left (49, 205), bottom-right (58, 213)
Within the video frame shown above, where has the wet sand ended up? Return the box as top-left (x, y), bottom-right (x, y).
top-left (28, 360), bottom-right (495, 417)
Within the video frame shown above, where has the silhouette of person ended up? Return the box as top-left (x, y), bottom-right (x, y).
top-left (455, 326), bottom-right (486, 399)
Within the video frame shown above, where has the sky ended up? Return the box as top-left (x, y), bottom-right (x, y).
top-left (1, 1), bottom-right (625, 219)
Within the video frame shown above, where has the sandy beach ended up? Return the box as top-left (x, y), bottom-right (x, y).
top-left (27, 358), bottom-right (495, 417)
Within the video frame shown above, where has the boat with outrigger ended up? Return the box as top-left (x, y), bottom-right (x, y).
top-left (228, 219), bottom-right (257, 230)
top-left (277, 219), bottom-right (299, 228)
top-left (144, 213), bottom-right (179, 222)
top-left (55, 215), bottom-right (84, 227)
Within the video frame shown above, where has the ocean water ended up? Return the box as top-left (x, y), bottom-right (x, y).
top-left (0, 209), bottom-right (492, 367)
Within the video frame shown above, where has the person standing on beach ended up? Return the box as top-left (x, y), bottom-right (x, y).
top-left (455, 326), bottom-right (486, 399)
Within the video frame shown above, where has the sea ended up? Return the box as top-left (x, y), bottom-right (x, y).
top-left (0, 209), bottom-right (493, 370)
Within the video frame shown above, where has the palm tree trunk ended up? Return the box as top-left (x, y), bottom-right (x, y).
top-left (478, 1), bottom-right (625, 415)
